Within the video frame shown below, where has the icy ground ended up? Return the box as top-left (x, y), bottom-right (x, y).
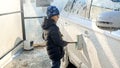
top-left (4, 47), bottom-right (52, 68)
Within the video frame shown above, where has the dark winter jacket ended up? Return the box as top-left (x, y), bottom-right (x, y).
top-left (42, 19), bottom-right (67, 61)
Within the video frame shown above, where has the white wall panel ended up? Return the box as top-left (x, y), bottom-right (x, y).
top-left (0, 0), bottom-right (20, 14)
top-left (0, 13), bottom-right (23, 58)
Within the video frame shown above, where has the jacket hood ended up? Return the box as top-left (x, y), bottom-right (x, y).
top-left (42, 19), bottom-right (56, 30)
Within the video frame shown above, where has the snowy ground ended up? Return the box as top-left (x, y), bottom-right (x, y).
top-left (4, 47), bottom-right (52, 68)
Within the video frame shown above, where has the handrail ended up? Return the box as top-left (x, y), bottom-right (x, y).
top-left (0, 40), bottom-right (24, 59)
top-left (0, 11), bottom-right (21, 16)
top-left (24, 16), bottom-right (46, 19)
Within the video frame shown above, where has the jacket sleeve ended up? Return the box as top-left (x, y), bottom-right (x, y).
top-left (50, 28), bottom-right (68, 47)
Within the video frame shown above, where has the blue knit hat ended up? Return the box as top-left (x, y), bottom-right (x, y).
top-left (47, 6), bottom-right (59, 18)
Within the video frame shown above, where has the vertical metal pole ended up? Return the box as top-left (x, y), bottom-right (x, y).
top-left (20, 0), bottom-right (26, 40)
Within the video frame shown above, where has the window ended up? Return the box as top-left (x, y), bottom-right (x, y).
top-left (23, 0), bottom-right (26, 4)
top-left (31, 0), bottom-right (35, 3)
top-left (71, 0), bottom-right (89, 18)
top-left (90, 0), bottom-right (120, 20)
top-left (64, 0), bottom-right (75, 12)
top-left (64, 0), bottom-right (91, 19)
top-left (111, 0), bottom-right (120, 2)
top-left (36, 0), bottom-right (50, 7)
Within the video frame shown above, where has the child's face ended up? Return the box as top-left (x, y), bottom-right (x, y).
top-left (51, 15), bottom-right (59, 22)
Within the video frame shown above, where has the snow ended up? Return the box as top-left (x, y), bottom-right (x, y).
top-left (5, 47), bottom-right (52, 68)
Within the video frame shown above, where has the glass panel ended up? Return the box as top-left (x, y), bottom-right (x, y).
top-left (23, 0), bottom-right (47, 17)
top-left (25, 18), bottom-right (44, 43)
top-left (36, 0), bottom-right (51, 7)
